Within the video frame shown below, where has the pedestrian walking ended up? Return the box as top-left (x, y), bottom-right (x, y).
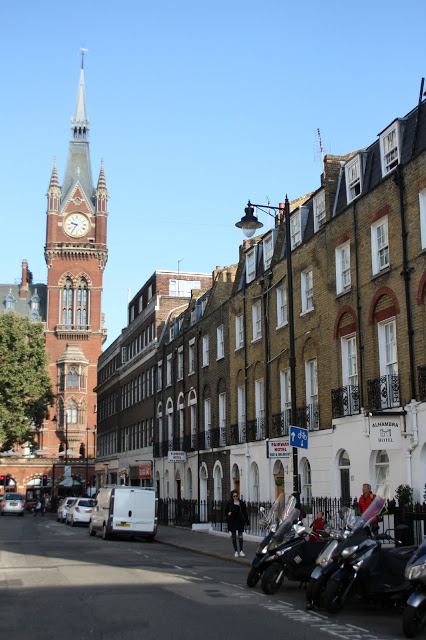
top-left (33, 499), bottom-right (42, 517)
top-left (226, 490), bottom-right (249, 557)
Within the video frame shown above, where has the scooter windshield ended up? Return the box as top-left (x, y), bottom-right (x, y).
top-left (351, 495), bottom-right (386, 534)
top-left (266, 493), bottom-right (287, 526)
top-left (268, 506), bottom-right (301, 544)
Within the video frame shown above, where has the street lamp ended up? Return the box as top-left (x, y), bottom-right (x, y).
top-left (85, 427), bottom-right (90, 491)
top-left (236, 197), bottom-right (299, 493)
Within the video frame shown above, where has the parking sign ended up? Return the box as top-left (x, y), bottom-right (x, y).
top-left (290, 425), bottom-right (309, 449)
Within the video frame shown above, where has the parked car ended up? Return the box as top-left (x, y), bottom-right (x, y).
top-left (66, 498), bottom-right (96, 526)
top-left (57, 497), bottom-right (78, 522)
top-left (1, 493), bottom-right (25, 516)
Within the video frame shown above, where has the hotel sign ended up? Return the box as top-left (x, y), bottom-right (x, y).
top-left (267, 440), bottom-right (291, 458)
top-left (168, 451), bottom-right (187, 463)
top-left (369, 416), bottom-right (402, 450)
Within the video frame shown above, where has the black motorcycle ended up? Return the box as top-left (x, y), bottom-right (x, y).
top-left (247, 495), bottom-right (298, 588)
top-left (306, 507), bottom-right (357, 609)
top-left (402, 538), bottom-right (426, 637)
top-left (323, 495), bottom-right (415, 614)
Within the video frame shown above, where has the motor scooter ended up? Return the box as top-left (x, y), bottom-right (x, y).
top-left (323, 495), bottom-right (415, 614)
top-left (306, 506), bottom-right (358, 609)
top-left (402, 538), bottom-right (426, 637)
top-left (247, 494), bottom-right (297, 587)
top-left (260, 518), bottom-right (330, 595)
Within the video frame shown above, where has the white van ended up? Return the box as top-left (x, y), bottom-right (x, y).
top-left (89, 486), bottom-right (157, 541)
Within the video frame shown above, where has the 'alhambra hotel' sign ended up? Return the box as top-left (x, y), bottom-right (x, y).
top-left (369, 415), bottom-right (402, 450)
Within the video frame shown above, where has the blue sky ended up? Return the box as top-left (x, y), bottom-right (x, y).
top-left (0, 0), bottom-right (424, 347)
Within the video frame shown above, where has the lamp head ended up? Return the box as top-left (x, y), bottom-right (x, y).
top-left (235, 201), bottom-right (263, 238)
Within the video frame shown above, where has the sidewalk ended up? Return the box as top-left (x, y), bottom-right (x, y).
top-left (155, 524), bottom-right (262, 565)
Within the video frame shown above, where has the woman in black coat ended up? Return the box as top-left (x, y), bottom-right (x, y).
top-left (226, 490), bottom-right (249, 557)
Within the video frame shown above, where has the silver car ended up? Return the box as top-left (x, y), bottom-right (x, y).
top-left (57, 496), bottom-right (79, 523)
top-left (1, 493), bottom-right (25, 516)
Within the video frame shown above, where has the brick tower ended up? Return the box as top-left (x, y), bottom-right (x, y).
top-left (43, 58), bottom-right (108, 461)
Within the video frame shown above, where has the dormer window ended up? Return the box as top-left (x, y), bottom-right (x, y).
top-left (345, 155), bottom-right (362, 203)
top-left (5, 290), bottom-right (15, 312)
top-left (290, 211), bottom-right (301, 248)
top-left (313, 191), bottom-right (325, 231)
top-left (263, 233), bottom-right (274, 270)
top-left (246, 247), bottom-right (256, 283)
top-left (380, 122), bottom-right (400, 176)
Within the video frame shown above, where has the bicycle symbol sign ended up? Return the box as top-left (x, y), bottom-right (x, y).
top-left (289, 426), bottom-right (309, 449)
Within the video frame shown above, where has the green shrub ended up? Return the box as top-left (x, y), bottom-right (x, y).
top-left (395, 484), bottom-right (413, 507)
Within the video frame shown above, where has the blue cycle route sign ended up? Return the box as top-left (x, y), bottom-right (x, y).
top-left (290, 425), bottom-right (309, 449)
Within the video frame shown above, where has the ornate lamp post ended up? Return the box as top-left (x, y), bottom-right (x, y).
top-left (236, 197), bottom-right (299, 493)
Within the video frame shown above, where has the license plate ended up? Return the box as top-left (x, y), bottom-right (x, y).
top-left (85, 509), bottom-right (92, 513)
top-left (117, 523), bottom-right (130, 528)
top-left (10, 502), bottom-right (18, 506)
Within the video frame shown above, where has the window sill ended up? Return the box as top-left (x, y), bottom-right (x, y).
top-left (216, 355), bottom-right (224, 361)
top-left (371, 266), bottom-right (391, 280)
top-left (251, 337), bottom-right (262, 345)
top-left (336, 287), bottom-right (352, 299)
top-left (234, 345), bottom-right (244, 352)
top-left (276, 321), bottom-right (288, 331)
top-left (300, 307), bottom-right (314, 318)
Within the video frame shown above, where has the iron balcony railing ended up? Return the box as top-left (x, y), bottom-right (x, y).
top-left (271, 409), bottom-right (291, 437)
top-left (296, 403), bottom-right (320, 431)
top-left (331, 385), bottom-right (360, 418)
top-left (367, 374), bottom-right (400, 410)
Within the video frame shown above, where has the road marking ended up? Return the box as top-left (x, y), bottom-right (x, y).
top-left (258, 602), bottom-right (381, 640)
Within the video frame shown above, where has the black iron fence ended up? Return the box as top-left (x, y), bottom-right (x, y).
top-left (157, 496), bottom-right (426, 544)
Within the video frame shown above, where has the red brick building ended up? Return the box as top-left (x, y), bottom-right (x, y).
top-left (0, 62), bottom-right (106, 498)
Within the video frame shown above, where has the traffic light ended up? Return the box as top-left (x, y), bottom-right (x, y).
top-left (42, 474), bottom-right (48, 487)
top-left (0, 475), bottom-right (4, 485)
top-left (5, 474), bottom-right (10, 486)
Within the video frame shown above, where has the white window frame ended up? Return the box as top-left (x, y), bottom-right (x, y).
top-left (246, 247), bottom-right (256, 283)
top-left (166, 354), bottom-right (172, 387)
top-left (202, 335), bottom-right (209, 367)
top-left (204, 398), bottom-right (211, 434)
top-left (263, 233), bottom-right (274, 270)
top-left (235, 314), bottom-right (244, 350)
top-left (371, 216), bottom-right (389, 275)
top-left (276, 284), bottom-right (288, 328)
top-left (252, 301), bottom-right (262, 341)
top-left (420, 188), bottom-right (426, 250)
top-left (380, 122), bottom-right (400, 176)
top-left (280, 369), bottom-right (292, 413)
top-left (216, 325), bottom-right (224, 360)
top-left (237, 385), bottom-right (245, 442)
top-left (177, 347), bottom-right (184, 380)
top-left (166, 399), bottom-right (173, 443)
top-left (290, 210), bottom-right (301, 248)
top-left (378, 318), bottom-right (398, 377)
top-left (335, 241), bottom-right (351, 294)
top-left (301, 267), bottom-right (314, 314)
top-left (219, 392), bottom-right (226, 435)
top-left (305, 358), bottom-right (318, 407)
top-left (341, 334), bottom-right (358, 387)
top-left (313, 190), bottom-right (325, 232)
top-left (345, 155), bottom-right (362, 202)
top-left (255, 378), bottom-right (264, 419)
top-left (188, 339), bottom-right (195, 375)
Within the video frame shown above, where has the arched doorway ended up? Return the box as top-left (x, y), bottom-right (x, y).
top-left (199, 464), bottom-right (208, 522)
top-left (338, 450), bottom-right (351, 505)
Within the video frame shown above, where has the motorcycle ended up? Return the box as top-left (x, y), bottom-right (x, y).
top-left (323, 495), bottom-right (415, 614)
top-left (306, 506), bottom-right (358, 609)
top-left (402, 538), bottom-right (426, 637)
top-left (259, 505), bottom-right (330, 595)
top-left (247, 494), bottom-right (296, 588)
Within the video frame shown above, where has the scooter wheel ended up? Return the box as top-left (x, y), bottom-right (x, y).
top-left (261, 563), bottom-right (284, 595)
top-left (247, 567), bottom-right (261, 588)
top-left (309, 574), bottom-right (330, 609)
top-left (323, 578), bottom-right (348, 614)
top-left (403, 604), bottom-right (426, 638)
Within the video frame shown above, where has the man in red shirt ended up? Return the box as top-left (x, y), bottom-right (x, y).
top-left (358, 483), bottom-right (379, 535)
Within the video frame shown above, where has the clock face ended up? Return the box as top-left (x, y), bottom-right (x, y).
top-left (64, 213), bottom-right (89, 238)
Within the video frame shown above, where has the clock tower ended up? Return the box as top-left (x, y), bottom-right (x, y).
top-left (43, 60), bottom-right (108, 461)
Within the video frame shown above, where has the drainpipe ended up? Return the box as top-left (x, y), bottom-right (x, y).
top-left (394, 165), bottom-right (416, 400)
top-left (406, 400), bottom-right (420, 490)
top-left (353, 198), bottom-right (365, 409)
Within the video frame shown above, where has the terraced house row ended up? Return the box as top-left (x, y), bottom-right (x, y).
top-left (96, 93), bottom-right (426, 507)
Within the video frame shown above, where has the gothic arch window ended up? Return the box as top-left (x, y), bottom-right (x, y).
top-left (77, 278), bottom-right (88, 329)
top-left (62, 278), bottom-right (74, 327)
top-left (67, 400), bottom-right (78, 425)
top-left (67, 367), bottom-right (78, 389)
top-left (5, 290), bottom-right (16, 312)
